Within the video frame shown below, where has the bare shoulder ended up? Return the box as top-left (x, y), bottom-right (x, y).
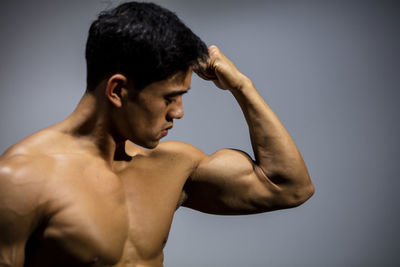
top-left (151, 141), bottom-right (207, 167)
top-left (0, 153), bottom-right (54, 243)
top-left (121, 141), bottom-right (207, 178)
top-left (0, 130), bottom-right (62, 216)
top-left (155, 141), bottom-right (204, 155)
top-left (126, 140), bottom-right (206, 162)
top-left (0, 152), bottom-right (55, 207)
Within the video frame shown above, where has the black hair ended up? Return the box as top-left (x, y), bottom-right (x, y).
top-left (85, 1), bottom-right (208, 91)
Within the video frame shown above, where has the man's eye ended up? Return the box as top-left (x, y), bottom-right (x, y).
top-left (165, 97), bottom-right (176, 105)
top-left (165, 98), bottom-right (173, 105)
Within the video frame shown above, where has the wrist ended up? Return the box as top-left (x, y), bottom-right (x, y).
top-left (229, 75), bottom-right (253, 93)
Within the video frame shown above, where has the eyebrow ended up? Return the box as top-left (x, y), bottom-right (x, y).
top-left (164, 87), bottom-right (190, 97)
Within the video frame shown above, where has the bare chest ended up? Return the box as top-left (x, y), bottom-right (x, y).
top-left (117, 163), bottom-right (189, 264)
top-left (27, 168), bottom-right (129, 266)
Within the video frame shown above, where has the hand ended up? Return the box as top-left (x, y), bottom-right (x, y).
top-left (194, 45), bottom-right (250, 91)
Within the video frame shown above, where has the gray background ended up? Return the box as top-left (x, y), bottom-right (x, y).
top-left (0, 0), bottom-right (399, 266)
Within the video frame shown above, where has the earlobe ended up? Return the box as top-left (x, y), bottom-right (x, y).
top-left (105, 74), bottom-right (128, 108)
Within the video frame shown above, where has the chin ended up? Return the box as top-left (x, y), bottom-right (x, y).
top-left (138, 139), bottom-right (160, 149)
top-left (145, 141), bottom-right (159, 149)
top-left (127, 136), bottom-right (159, 149)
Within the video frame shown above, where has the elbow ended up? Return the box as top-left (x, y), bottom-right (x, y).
top-left (255, 167), bottom-right (315, 211)
top-left (255, 182), bottom-right (314, 213)
top-left (270, 170), bottom-right (314, 209)
top-left (296, 182), bottom-right (315, 206)
top-left (275, 166), bottom-right (315, 208)
top-left (284, 180), bottom-right (315, 208)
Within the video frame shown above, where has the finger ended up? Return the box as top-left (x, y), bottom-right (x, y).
top-left (194, 58), bottom-right (217, 80)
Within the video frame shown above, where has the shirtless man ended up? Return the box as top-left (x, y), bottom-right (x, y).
top-left (0, 2), bottom-right (314, 266)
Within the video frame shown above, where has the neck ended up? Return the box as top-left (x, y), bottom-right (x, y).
top-left (53, 90), bottom-right (124, 167)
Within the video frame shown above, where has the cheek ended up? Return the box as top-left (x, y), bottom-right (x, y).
top-left (138, 110), bottom-right (165, 134)
top-left (144, 104), bottom-right (167, 125)
top-left (134, 98), bottom-right (167, 131)
top-left (149, 117), bottom-right (165, 133)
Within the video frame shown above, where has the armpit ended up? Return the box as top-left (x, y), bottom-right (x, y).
top-left (176, 189), bottom-right (188, 210)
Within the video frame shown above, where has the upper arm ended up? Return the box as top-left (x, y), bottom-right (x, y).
top-left (182, 148), bottom-right (306, 215)
top-left (0, 156), bottom-right (46, 266)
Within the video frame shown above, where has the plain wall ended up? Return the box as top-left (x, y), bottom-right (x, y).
top-left (0, 1), bottom-right (399, 266)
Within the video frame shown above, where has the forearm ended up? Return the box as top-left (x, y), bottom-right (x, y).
top-left (190, 45), bottom-right (313, 212)
top-left (230, 77), bottom-right (311, 190)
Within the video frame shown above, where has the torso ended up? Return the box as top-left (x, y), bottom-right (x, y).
top-left (25, 154), bottom-right (128, 267)
top-left (112, 141), bottom-right (200, 267)
top-left (1, 130), bottom-right (200, 267)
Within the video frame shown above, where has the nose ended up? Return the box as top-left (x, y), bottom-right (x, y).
top-left (167, 99), bottom-right (184, 121)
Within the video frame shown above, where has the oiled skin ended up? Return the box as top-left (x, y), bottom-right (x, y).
top-left (0, 46), bottom-right (314, 266)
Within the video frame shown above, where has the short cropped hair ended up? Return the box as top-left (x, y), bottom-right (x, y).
top-left (85, 1), bottom-right (208, 91)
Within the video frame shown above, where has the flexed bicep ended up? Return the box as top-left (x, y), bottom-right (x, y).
top-left (182, 148), bottom-right (288, 215)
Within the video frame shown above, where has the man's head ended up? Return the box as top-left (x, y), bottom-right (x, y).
top-left (85, 2), bottom-right (208, 148)
top-left (85, 1), bottom-right (208, 92)
top-left (111, 68), bottom-right (193, 148)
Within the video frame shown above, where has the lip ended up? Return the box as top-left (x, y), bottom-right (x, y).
top-left (161, 129), bottom-right (168, 137)
top-left (161, 125), bottom-right (173, 137)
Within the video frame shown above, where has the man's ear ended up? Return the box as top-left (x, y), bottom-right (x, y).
top-left (105, 74), bottom-right (129, 108)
